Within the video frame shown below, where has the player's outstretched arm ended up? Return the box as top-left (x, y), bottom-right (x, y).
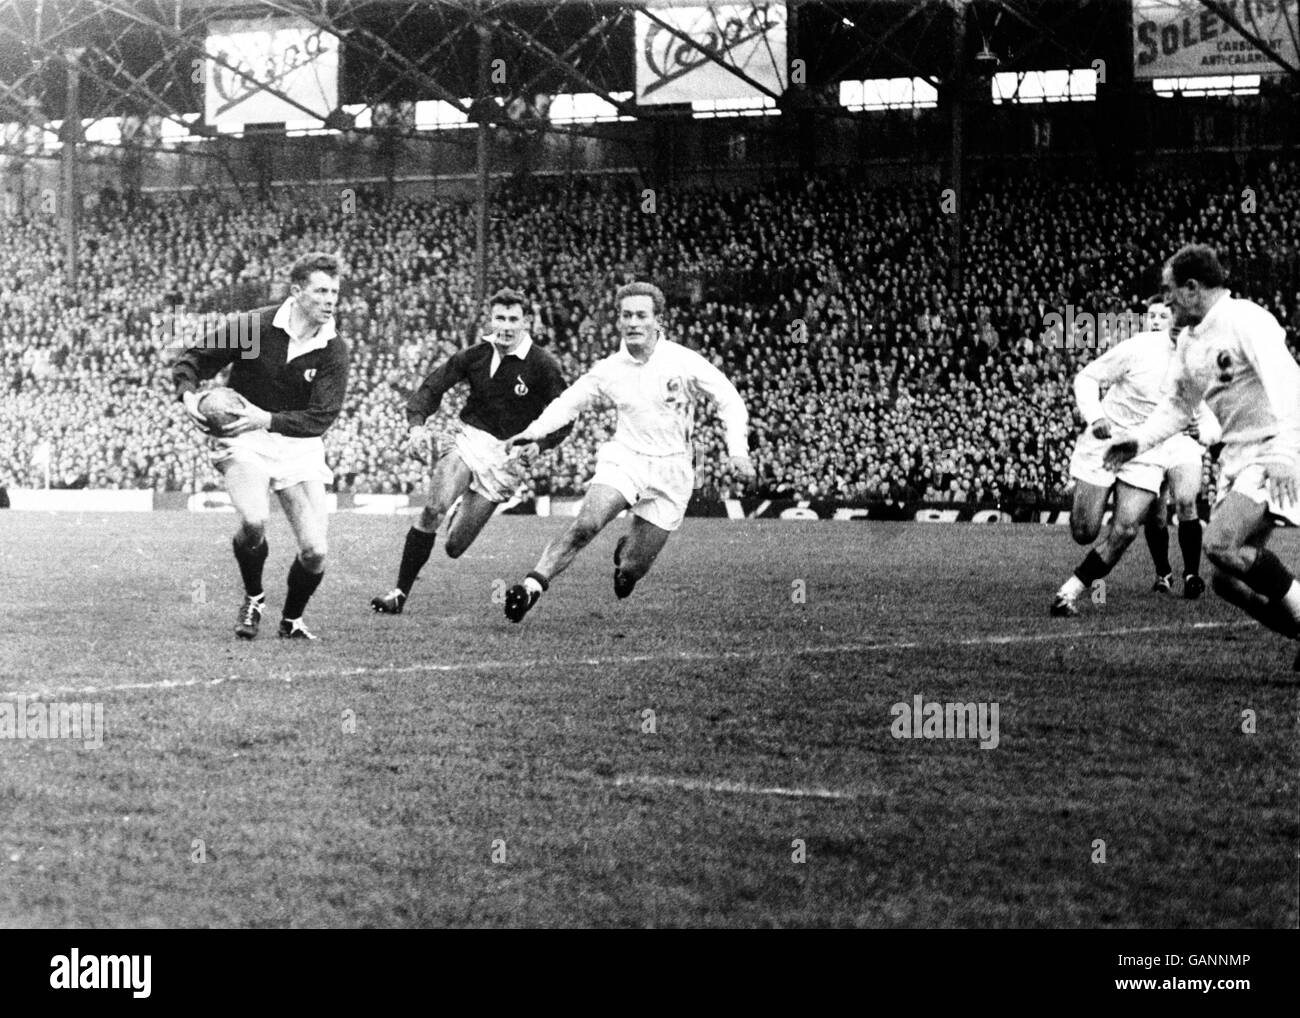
top-left (688, 352), bottom-right (751, 465)
top-left (512, 370), bottom-right (603, 445)
top-left (1073, 344), bottom-right (1125, 437)
top-left (406, 353), bottom-right (468, 427)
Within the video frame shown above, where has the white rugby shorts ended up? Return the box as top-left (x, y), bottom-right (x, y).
top-left (452, 425), bottom-right (522, 504)
top-left (590, 440), bottom-right (694, 532)
top-left (1070, 429), bottom-right (1203, 494)
top-left (1214, 440), bottom-right (1300, 525)
top-left (212, 430), bottom-right (332, 491)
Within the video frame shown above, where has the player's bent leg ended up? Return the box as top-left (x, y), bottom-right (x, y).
top-left (1210, 570), bottom-right (1298, 639)
top-left (276, 480), bottom-right (330, 638)
top-left (444, 490), bottom-right (499, 559)
top-left (1167, 461), bottom-right (1205, 598)
top-left (1205, 493), bottom-right (1300, 645)
top-left (505, 484), bottom-right (630, 622)
top-left (223, 460), bottom-right (272, 638)
top-left (535, 484), bottom-right (629, 581)
top-left (1098, 481), bottom-right (1155, 565)
top-left (1203, 492), bottom-right (1271, 578)
top-left (1052, 482), bottom-right (1152, 617)
top-left (374, 455), bottom-right (473, 614)
top-left (1069, 481), bottom-right (1110, 546)
top-left (614, 516), bottom-right (672, 599)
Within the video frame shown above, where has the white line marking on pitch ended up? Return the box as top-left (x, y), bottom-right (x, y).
top-left (611, 773), bottom-right (860, 801)
top-left (0, 620), bottom-right (1243, 700)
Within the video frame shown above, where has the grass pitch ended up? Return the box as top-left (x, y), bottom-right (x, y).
top-left (0, 512), bottom-right (1295, 928)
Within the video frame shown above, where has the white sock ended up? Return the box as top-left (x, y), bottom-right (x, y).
top-left (1281, 580), bottom-right (1300, 625)
top-left (1058, 575), bottom-right (1086, 599)
top-left (524, 576), bottom-right (544, 597)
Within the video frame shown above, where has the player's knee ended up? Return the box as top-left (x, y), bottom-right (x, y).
top-left (1110, 518), bottom-right (1142, 546)
top-left (1071, 518), bottom-right (1100, 545)
top-left (237, 518), bottom-right (266, 544)
top-left (418, 506), bottom-right (442, 531)
top-left (1204, 535), bottom-right (1246, 574)
top-left (299, 540), bottom-right (327, 572)
top-left (1174, 500), bottom-right (1199, 523)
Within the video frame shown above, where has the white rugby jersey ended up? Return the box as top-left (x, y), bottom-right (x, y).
top-left (1075, 329), bottom-right (1220, 443)
top-left (1132, 294), bottom-right (1300, 462)
top-left (524, 337), bottom-right (749, 458)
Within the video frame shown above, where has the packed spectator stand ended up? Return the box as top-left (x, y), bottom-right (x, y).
top-left (2, 161), bottom-right (1299, 508)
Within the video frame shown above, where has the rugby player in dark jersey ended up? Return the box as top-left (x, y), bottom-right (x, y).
top-left (174, 251), bottom-right (349, 640)
top-left (370, 288), bottom-right (571, 615)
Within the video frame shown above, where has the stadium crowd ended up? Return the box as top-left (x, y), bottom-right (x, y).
top-left (2, 160), bottom-right (1299, 505)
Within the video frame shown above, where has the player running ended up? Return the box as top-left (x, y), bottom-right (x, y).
top-left (174, 252), bottom-right (348, 640)
top-left (369, 288), bottom-right (570, 614)
top-left (1051, 298), bottom-right (1219, 616)
top-left (1107, 244), bottom-right (1300, 669)
top-left (500, 281), bottom-right (755, 622)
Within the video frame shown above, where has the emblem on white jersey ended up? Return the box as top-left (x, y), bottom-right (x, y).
top-left (1215, 350), bottom-right (1233, 383)
top-left (303, 368), bottom-right (317, 382)
top-left (663, 376), bottom-right (686, 406)
top-left (514, 376), bottom-right (528, 396)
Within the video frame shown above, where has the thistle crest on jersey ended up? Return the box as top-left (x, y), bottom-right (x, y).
top-left (514, 377), bottom-right (528, 396)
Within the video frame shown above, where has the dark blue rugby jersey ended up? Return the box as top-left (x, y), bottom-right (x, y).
top-left (172, 304), bottom-right (350, 438)
top-left (406, 338), bottom-right (572, 449)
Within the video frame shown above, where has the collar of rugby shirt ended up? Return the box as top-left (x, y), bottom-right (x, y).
top-left (274, 298), bottom-right (338, 362)
top-left (1189, 290), bottom-right (1230, 340)
top-left (617, 331), bottom-right (664, 365)
top-left (489, 333), bottom-right (532, 377)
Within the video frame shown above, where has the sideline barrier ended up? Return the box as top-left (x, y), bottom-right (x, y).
top-left (3, 492), bottom-right (1245, 525)
top-left (6, 489), bottom-right (153, 512)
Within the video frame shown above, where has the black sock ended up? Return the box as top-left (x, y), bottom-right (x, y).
top-left (1243, 549), bottom-right (1295, 602)
top-left (1074, 549), bottom-right (1114, 586)
top-left (232, 535), bottom-right (268, 597)
top-left (397, 527), bottom-right (437, 596)
top-left (283, 556), bottom-right (324, 620)
top-left (1178, 519), bottom-right (1202, 577)
top-left (1144, 521), bottom-right (1171, 576)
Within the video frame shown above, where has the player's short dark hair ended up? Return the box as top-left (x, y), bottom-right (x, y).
top-left (615, 281), bottom-right (665, 316)
top-left (1167, 244), bottom-right (1227, 289)
top-left (488, 287), bottom-right (528, 312)
top-left (289, 251), bottom-right (342, 286)
top-left (1144, 295), bottom-right (1168, 310)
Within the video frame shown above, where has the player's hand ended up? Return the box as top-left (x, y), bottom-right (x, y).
top-left (729, 454), bottom-right (756, 487)
top-left (219, 403), bottom-right (272, 437)
top-left (406, 424), bottom-right (433, 463)
top-left (1103, 438), bottom-right (1139, 472)
top-left (509, 441), bottom-right (540, 464)
top-left (1264, 460), bottom-right (1299, 509)
top-left (180, 391), bottom-right (213, 434)
top-left (1089, 417), bottom-right (1113, 440)
top-left (1184, 419), bottom-right (1201, 441)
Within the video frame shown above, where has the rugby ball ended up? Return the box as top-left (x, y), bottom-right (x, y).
top-left (197, 387), bottom-right (247, 431)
